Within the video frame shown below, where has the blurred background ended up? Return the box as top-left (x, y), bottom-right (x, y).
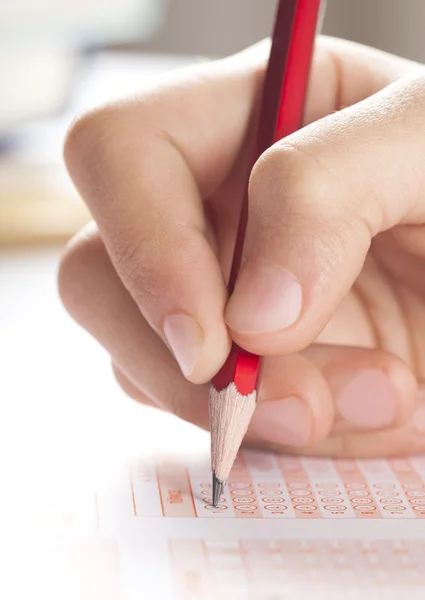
top-left (2, 4), bottom-right (425, 595)
top-left (1, 0), bottom-right (425, 245)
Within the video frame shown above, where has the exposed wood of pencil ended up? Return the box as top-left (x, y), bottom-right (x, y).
top-left (209, 383), bottom-right (256, 484)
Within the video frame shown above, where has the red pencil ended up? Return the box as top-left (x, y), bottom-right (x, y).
top-left (209, 0), bottom-right (324, 506)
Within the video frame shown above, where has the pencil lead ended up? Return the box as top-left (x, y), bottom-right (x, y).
top-left (212, 472), bottom-right (223, 507)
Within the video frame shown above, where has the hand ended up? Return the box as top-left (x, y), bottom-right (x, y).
top-left (59, 37), bottom-right (425, 458)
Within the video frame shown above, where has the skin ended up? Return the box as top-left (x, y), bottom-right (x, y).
top-left (59, 37), bottom-right (425, 458)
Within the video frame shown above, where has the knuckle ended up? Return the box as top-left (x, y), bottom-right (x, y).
top-left (63, 101), bottom-right (166, 216)
top-left (248, 142), bottom-right (371, 260)
top-left (64, 109), bottom-right (105, 172)
top-left (250, 142), bottom-right (337, 224)
top-left (63, 105), bottom-right (123, 188)
top-left (250, 143), bottom-right (316, 203)
top-left (58, 223), bottom-right (105, 320)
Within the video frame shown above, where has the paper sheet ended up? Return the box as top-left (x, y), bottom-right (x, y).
top-left (6, 433), bottom-right (425, 599)
top-left (2, 249), bottom-right (425, 600)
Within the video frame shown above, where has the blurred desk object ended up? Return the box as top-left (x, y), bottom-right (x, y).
top-left (0, 45), bottom-right (78, 133)
top-left (0, 51), bottom-right (195, 246)
top-left (1, 0), bottom-right (165, 133)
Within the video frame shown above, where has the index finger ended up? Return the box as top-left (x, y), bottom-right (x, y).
top-left (64, 42), bottom-right (269, 383)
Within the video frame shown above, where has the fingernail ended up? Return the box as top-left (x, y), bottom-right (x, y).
top-left (163, 313), bottom-right (203, 378)
top-left (336, 370), bottom-right (398, 429)
top-left (225, 261), bottom-right (302, 333)
top-left (251, 396), bottom-right (311, 447)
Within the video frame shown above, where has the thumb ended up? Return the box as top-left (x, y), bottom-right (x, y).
top-left (225, 72), bottom-right (425, 354)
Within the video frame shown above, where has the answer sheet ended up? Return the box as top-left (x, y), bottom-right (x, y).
top-left (2, 249), bottom-right (425, 600)
top-left (5, 409), bottom-right (425, 600)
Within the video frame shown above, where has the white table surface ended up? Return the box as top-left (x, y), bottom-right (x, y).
top-left (0, 247), bottom-right (207, 599)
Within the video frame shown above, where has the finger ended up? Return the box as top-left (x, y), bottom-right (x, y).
top-left (63, 42), bottom-right (270, 384)
top-left (292, 384), bottom-right (425, 459)
top-left (305, 36), bottom-right (420, 124)
top-left (59, 225), bottom-right (333, 444)
top-left (302, 344), bottom-right (417, 431)
top-left (60, 227), bottom-right (418, 456)
top-left (111, 362), bottom-right (156, 406)
top-left (58, 222), bottom-right (209, 428)
top-left (246, 344), bottom-right (417, 451)
top-left (252, 396), bottom-right (425, 459)
top-left (226, 59), bottom-right (425, 355)
top-left (249, 352), bottom-right (335, 449)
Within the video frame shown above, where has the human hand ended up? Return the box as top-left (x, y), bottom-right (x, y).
top-left (59, 37), bottom-right (425, 457)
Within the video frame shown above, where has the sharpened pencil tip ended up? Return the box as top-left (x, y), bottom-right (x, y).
top-left (212, 472), bottom-right (223, 507)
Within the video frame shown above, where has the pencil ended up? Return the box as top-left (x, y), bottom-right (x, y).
top-left (209, 0), bottom-right (324, 507)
